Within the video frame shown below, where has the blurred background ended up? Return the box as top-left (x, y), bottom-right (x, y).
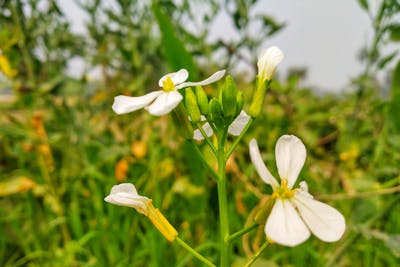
top-left (0, 0), bottom-right (399, 266)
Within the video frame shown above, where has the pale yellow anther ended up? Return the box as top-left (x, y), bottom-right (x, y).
top-left (273, 178), bottom-right (296, 199)
top-left (162, 77), bottom-right (175, 92)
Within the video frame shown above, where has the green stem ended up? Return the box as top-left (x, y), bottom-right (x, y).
top-left (11, 2), bottom-right (35, 86)
top-left (175, 237), bottom-right (216, 267)
top-left (226, 117), bottom-right (254, 160)
top-left (196, 122), bottom-right (217, 154)
top-left (217, 130), bottom-right (230, 267)
top-left (188, 140), bottom-right (219, 180)
top-left (244, 240), bottom-right (269, 267)
top-left (228, 223), bottom-right (259, 243)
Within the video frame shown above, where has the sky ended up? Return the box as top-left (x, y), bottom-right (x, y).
top-left (59, 0), bottom-right (376, 92)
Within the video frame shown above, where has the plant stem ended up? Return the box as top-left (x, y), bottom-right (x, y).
top-left (317, 185), bottom-right (400, 201)
top-left (217, 130), bottom-right (230, 267)
top-left (226, 117), bottom-right (254, 160)
top-left (189, 140), bottom-right (219, 180)
top-left (196, 122), bottom-right (217, 154)
top-left (175, 237), bottom-right (216, 267)
top-left (228, 223), bottom-right (259, 243)
top-left (244, 240), bottom-right (269, 267)
top-left (11, 2), bottom-right (35, 86)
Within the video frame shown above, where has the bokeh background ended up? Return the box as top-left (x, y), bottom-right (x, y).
top-left (1, 0), bottom-right (399, 266)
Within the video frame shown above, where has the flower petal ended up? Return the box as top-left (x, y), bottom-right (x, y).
top-left (105, 194), bottom-right (147, 208)
top-left (145, 91), bottom-right (183, 116)
top-left (265, 199), bottom-right (310, 247)
top-left (228, 110), bottom-right (250, 136)
top-left (176, 70), bottom-right (226, 89)
top-left (158, 69), bottom-right (189, 87)
top-left (112, 91), bottom-right (163, 114)
top-left (110, 183), bottom-right (139, 196)
top-left (292, 193), bottom-right (346, 242)
top-left (193, 122), bottom-right (214, 140)
top-left (257, 46), bottom-right (284, 81)
top-left (104, 183), bottom-right (150, 214)
top-left (275, 135), bottom-right (306, 189)
top-left (249, 139), bottom-right (279, 189)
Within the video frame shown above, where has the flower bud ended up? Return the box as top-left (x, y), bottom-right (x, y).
top-left (235, 91), bottom-right (244, 117)
top-left (194, 86), bottom-right (210, 115)
top-left (184, 88), bottom-right (201, 123)
top-left (257, 46), bottom-right (284, 83)
top-left (220, 76), bottom-right (237, 118)
top-left (209, 97), bottom-right (224, 127)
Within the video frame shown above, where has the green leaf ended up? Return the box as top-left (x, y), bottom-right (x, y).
top-left (377, 51), bottom-right (397, 69)
top-left (257, 15), bottom-right (286, 36)
top-left (388, 60), bottom-right (400, 133)
top-left (358, 0), bottom-right (369, 11)
top-left (388, 24), bottom-right (400, 42)
top-left (152, 3), bottom-right (198, 79)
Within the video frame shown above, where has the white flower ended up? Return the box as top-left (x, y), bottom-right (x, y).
top-left (249, 135), bottom-right (345, 247)
top-left (104, 183), bottom-right (150, 215)
top-left (193, 110), bottom-right (250, 140)
top-left (112, 69), bottom-right (226, 116)
top-left (257, 46), bottom-right (284, 82)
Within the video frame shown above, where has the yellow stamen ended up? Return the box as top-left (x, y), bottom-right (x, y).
top-left (273, 178), bottom-right (297, 199)
top-left (162, 77), bottom-right (175, 92)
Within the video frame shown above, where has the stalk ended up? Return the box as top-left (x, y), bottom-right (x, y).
top-left (216, 130), bottom-right (230, 267)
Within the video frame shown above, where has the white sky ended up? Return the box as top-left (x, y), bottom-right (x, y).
top-left (59, 0), bottom-right (376, 92)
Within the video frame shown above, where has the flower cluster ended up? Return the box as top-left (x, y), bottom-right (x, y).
top-left (105, 45), bottom-right (346, 254)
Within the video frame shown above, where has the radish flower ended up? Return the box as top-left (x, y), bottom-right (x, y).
top-left (112, 69), bottom-right (226, 116)
top-left (105, 183), bottom-right (178, 241)
top-left (104, 183), bottom-right (150, 215)
top-left (249, 135), bottom-right (345, 247)
top-left (257, 46), bottom-right (284, 83)
top-left (193, 110), bottom-right (250, 140)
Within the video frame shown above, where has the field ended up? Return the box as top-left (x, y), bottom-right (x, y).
top-left (1, 1), bottom-right (399, 266)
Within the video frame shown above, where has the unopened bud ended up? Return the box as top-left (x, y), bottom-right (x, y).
top-left (195, 86), bottom-right (210, 115)
top-left (235, 91), bottom-right (244, 117)
top-left (209, 98), bottom-right (224, 127)
top-left (184, 88), bottom-right (201, 123)
top-left (220, 76), bottom-right (237, 118)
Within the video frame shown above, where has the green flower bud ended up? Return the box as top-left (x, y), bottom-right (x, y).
top-left (184, 88), bottom-right (201, 123)
top-left (194, 86), bottom-right (209, 115)
top-left (235, 91), bottom-right (244, 117)
top-left (209, 97), bottom-right (224, 127)
top-left (219, 76), bottom-right (237, 118)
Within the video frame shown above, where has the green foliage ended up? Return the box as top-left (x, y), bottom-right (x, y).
top-left (388, 60), bottom-right (400, 132)
top-left (152, 2), bottom-right (197, 78)
top-left (0, 0), bottom-right (399, 266)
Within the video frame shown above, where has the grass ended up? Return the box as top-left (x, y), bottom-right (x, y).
top-left (1, 78), bottom-right (399, 266)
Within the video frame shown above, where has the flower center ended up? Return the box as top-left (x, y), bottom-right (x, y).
top-left (272, 179), bottom-right (296, 199)
top-left (162, 76), bottom-right (175, 92)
